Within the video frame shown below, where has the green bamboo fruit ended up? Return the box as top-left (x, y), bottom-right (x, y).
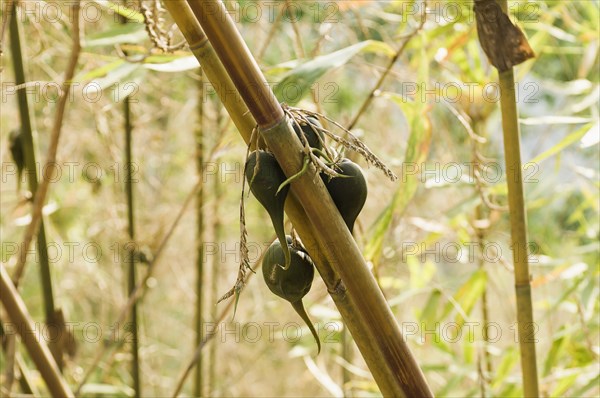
top-left (245, 150), bottom-right (291, 269)
top-left (263, 237), bottom-right (320, 353)
top-left (321, 158), bottom-right (368, 232)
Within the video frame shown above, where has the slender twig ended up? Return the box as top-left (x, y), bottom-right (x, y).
top-left (284, 0), bottom-right (327, 125)
top-left (208, 101), bottom-right (224, 396)
top-left (123, 93), bottom-right (140, 397)
top-left (346, 0), bottom-right (427, 132)
top-left (74, 180), bottom-right (201, 395)
top-left (257, 7), bottom-right (283, 60)
top-left (194, 69), bottom-right (205, 398)
top-left (12, 1), bottom-right (82, 286)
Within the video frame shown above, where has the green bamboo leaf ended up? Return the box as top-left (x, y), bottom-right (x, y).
top-left (75, 60), bottom-right (125, 82)
top-left (550, 373), bottom-right (579, 398)
top-left (84, 62), bottom-right (142, 92)
top-left (440, 269), bottom-right (488, 324)
top-left (543, 335), bottom-right (568, 377)
top-left (435, 374), bottom-right (464, 397)
top-left (274, 40), bottom-right (395, 104)
top-left (571, 374), bottom-right (600, 397)
top-left (85, 23), bottom-right (146, 47)
top-left (491, 347), bottom-right (519, 390)
top-left (528, 123), bottom-right (594, 165)
top-left (520, 116), bottom-right (593, 125)
top-left (419, 288), bottom-right (442, 326)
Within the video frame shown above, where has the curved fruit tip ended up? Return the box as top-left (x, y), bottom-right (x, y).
top-left (291, 300), bottom-right (321, 354)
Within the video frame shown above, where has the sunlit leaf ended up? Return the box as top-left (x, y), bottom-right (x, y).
top-left (440, 269), bottom-right (488, 325)
top-left (491, 347), bottom-right (519, 390)
top-left (528, 123), bottom-right (594, 165)
top-left (143, 56), bottom-right (200, 72)
top-left (273, 40), bottom-right (395, 104)
top-left (85, 23), bottom-right (146, 47)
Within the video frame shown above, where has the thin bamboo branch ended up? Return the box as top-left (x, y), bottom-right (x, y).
top-left (346, 4), bottom-right (427, 132)
top-left (124, 94), bottom-right (141, 397)
top-left (0, 265), bottom-right (74, 398)
top-left (257, 7), bottom-right (283, 60)
top-left (173, 2), bottom-right (432, 396)
top-left (194, 69), bottom-right (205, 398)
top-left (208, 103), bottom-right (223, 396)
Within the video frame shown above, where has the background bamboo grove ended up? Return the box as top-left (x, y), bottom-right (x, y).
top-left (1, 1), bottom-right (599, 397)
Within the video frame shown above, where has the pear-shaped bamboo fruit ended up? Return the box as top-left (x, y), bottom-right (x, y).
top-left (263, 237), bottom-right (320, 353)
top-left (245, 150), bottom-right (291, 269)
top-left (9, 128), bottom-right (25, 192)
top-left (292, 116), bottom-right (324, 151)
top-left (321, 158), bottom-right (367, 232)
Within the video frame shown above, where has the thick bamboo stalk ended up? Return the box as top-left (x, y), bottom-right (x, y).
top-left (0, 265), bottom-right (74, 398)
top-left (167, 2), bottom-right (432, 396)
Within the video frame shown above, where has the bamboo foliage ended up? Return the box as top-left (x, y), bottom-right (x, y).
top-left (164, 1), bottom-right (433, 396)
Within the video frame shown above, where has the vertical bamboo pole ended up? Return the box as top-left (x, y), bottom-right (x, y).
top-left (498, 69), bottom-right (539, 397)
top-left (124, 96), bottom-right (141, 397)
top-left (8, 0), bottom-right (62, 368)
top-left (208, 106), bottom-right (223, 396)
top-left (495, 1), bottom-right (540, 395)
top-left (194, 70), bottom-right (205, 398)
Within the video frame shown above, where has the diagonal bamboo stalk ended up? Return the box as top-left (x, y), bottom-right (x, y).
top-left (167, 1), bottom-right (433, 396)
top-left (0, 265), bottom-right (73, 398)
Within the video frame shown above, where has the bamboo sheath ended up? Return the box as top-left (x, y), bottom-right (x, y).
top-left (166, 1), bottom-right (433, 396)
